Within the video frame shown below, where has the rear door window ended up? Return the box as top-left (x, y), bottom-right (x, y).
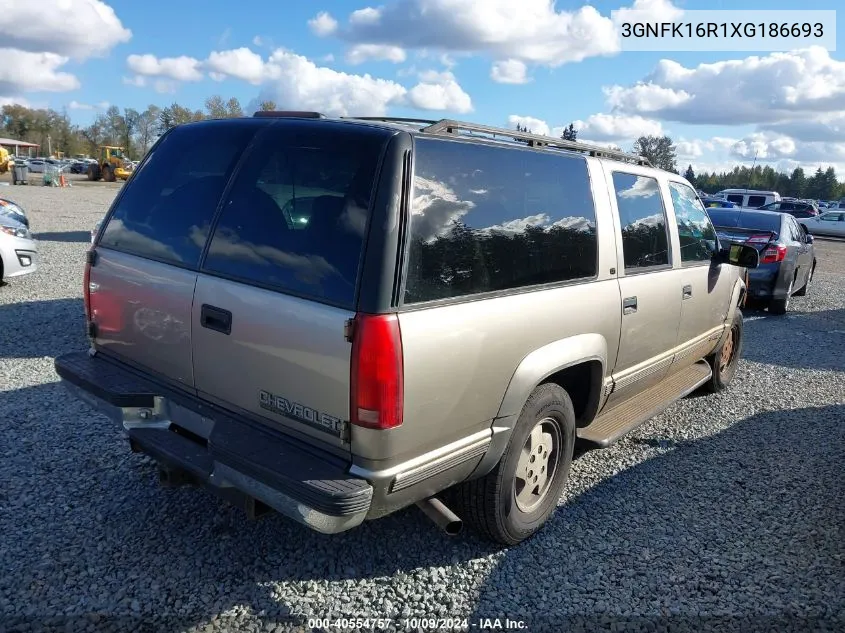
top-left (747, 195), bottom-right (767, 207)
top-left (403, 138), bottom-right (598, 304)
top-left (727, 195), bottom-right (744, 205)
top-left (611, 172), bottom-right (671, 271)
top-left (201, 123), bottom-right (388, 309)
top-left (99, 123), bottom-right (257, 267)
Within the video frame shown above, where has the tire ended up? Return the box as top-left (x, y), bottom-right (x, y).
top-left (702, 308), bottom-right (744, 393)
top-left (102, 166), bottom-right (115, 182)
top-left (451, 383), bottom-right (576, 545)
top-left (794, 262), bottom-right (814, 297)
top-left (769, 277), bottom-right (794, 315)
top-left (87, 165), bottom-right (99, 181)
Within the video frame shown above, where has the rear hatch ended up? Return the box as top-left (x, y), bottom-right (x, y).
top-left (189, 121), bottom-right (394, 452)
top-left (88, 122), bottom-right (258, 389)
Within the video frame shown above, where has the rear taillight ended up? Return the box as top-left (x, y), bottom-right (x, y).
top-left (760, 244), bottom-right (787, 264)
top-left (350, 313), bottom-right (404, 430)
top-left (83, 257), bottom-right (92, 321)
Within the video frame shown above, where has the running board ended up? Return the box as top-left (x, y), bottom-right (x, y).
top-left (578, 361), bottom-right (712, 447)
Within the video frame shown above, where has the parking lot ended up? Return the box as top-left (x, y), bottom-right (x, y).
top-left (1, 184), bottom-right (843, 632)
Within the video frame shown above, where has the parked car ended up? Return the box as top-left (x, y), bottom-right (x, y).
top-left (26, 159), bottom-right (46, 174)
top-left (0, 198), bottom-right (29, 228)
top-left (757, 200), bottom-right (820, 218)
top-left (701, 197), bottom-right (738, 208)
top-left (707, 208), bottom-right (816, 314)
top-left (799, 210), bottom-right (845, 238)
top-left (714, 189), bottom-right (780, 208)
top-left (69, 160), bottom-right (88, 174)
top-left (0, 215), bottom-right (38, 282)
top-left (54, 113), bottom-right (758, 545)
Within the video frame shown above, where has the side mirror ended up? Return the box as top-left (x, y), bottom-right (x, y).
top-left (715, 242), bottom-right (759, 269)
top-left (805, 234), bottom-right (814, 244)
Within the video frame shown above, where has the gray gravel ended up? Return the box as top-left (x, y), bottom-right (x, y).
top-left (1, 183), bottom-right (843, 632)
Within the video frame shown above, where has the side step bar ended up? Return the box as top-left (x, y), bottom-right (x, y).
top-left (578, 361), bottom-right (712, 447)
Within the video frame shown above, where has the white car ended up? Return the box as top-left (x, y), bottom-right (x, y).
top-left (26, 159), bottom-right (46, 173)
top-left (800, 211), bottom-right (845, 238)
top-left (0, 215), bottom-right (38, 282)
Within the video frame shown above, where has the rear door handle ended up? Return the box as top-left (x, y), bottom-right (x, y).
top-left (682, 284), bottom-right (693, 299)
top-left (200, 304), bottom-right (232, 335)
top-left (622, 296), bottom-right (637, 315)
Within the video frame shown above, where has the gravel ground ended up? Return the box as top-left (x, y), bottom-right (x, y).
top-left (1, 184), bottom-right (843, 633)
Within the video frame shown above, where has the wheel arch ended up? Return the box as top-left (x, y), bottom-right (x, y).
top-left (469, 333), bottom-right (608, 480)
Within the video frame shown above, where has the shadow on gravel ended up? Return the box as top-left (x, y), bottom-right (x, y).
top-left (32, 230), bottom-right (92, 243)
top-left (469, 403), bottom-right (845, 632)
top-left (0, 298), bottom-right (86, 359)
top-left (741, 307), bottom-right (845, 372)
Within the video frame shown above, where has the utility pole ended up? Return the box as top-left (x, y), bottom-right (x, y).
top-left (47, 135), bottom-right (52, 157)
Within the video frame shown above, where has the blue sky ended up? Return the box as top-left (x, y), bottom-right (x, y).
top-left (2, 0), bottom-right (843, 175)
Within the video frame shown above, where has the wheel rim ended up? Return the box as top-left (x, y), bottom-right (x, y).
top-left (719, 326), bottom-right (737, 373)
top-left (513, 417), bottom-right (560, 513)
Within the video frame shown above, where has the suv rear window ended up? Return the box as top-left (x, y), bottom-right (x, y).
top-left (201, 123), bottom-right (387, 308)
top-left (99, 122), bottom-right (256, 267)
top-left (746, 195), bottom-right (767, 208)
top-left (403, 138), bottom-right (597, 304)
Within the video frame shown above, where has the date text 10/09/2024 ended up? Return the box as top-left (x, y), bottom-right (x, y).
top-left (307, 617), bottom-right (527, 631)
top-left (621, 22), bottom-right (824, 39)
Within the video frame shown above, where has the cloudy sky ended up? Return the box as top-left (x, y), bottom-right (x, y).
top-left (1, 0), bottom-right (842, 176)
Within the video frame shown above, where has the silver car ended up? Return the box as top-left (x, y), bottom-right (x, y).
top-left (0, 215), bottom-right (38, 282)
top-left (54, 114), bottom-right (759, 545)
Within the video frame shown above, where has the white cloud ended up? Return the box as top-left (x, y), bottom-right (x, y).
top-left (206, 48), bottom-right (267, 84)
top-left (604, 47), bottom-right (845, 125)
top-left (255, 49), bottom-right (407, 116)
top-left (0, 96), bottom-right (28, 107)
top-left (154, 79), bottom-right (178, 94)
top-left (0, 48), bottom-right (79, 93)
top-left (0, 0), bottom-right (131, 60)
top-left (308, 11), bottom-right (338, 37)
top-left (123, 75), bottom-right (146, 87)
top-left (490, 59), bottom-right (529, 84)
top-left (126, 53), bottom-right (204, 82)
top-left (408, 70), bottom-right (472, 113)
top-left (346, 44), bottom-right (407, 65)
top-left (612, 0), bottom-right (683, 25)
top-left (507, 115), bottom-right (550, 136)
top-left (332, 0), bottom-right (624, 67)
top-left (573, 113), bottom-right (663, 143)
top-left (68, 100), bottom-right (93, 110)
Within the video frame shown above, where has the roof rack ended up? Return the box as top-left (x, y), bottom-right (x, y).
top-left (253, 110), bottom-right (326, 118)
top-left (342, 116), bottom-right (440, 126)
top-left (421, 119), bottom-right (652, 167)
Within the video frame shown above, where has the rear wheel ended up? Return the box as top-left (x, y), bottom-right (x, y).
top-left (102, 165), bottom-right (115, 182)
top-left (451, 383), bottom-right (576, 545)
top-left (769, 277), bottom-right (794, 315)
top-left (87, 164), bottom-right (100, 181)
top-left (702, 309), bottom-right (743, 393)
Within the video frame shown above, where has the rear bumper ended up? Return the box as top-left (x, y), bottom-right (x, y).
top-left (54, 351), bottom-right (373, 534)
top-left (747, 264), bottom-right (791, 300)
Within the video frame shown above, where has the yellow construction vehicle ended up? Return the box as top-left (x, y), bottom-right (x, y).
top-left (0, 147), bottom-right (13, 174)
top-left (87, 146), bottom-right (133, 182)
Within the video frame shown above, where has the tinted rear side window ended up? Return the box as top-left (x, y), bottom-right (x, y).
top-left (403, 138), bottom-right (597, 304)
top-left (202, 123), bottom-right (388, 308)
top-left (99, 123), bottom-right (256, 267)
top-left (747, 195), bottom-right (767, 207)
top-left (611, 172), bottom-right (670, 271)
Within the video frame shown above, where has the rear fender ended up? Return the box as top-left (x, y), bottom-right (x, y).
top-left (469, 333), bottom-right (608, 479)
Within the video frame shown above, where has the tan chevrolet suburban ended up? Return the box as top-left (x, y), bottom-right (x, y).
top-left (55, 113), bottom-right (759, 545)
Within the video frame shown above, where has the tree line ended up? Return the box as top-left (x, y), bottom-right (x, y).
top-left (0, 96), bottom-right (277, 160)
top-left (3, 102), bottom-right (843, 199)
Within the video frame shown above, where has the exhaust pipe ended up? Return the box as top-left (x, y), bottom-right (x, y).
top-left (416, 497), bottom-right (463, 536)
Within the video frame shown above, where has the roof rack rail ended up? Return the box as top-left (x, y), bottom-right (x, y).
top-left (253, 110), bottom-right (326, 118)
top-left (343, 116), bottom-right (440, 126)
top-left (421, 119), bottom-right (652, 167)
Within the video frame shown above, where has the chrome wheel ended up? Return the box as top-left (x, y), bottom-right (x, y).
top-left (513, 417), bottom-right (560, 513)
